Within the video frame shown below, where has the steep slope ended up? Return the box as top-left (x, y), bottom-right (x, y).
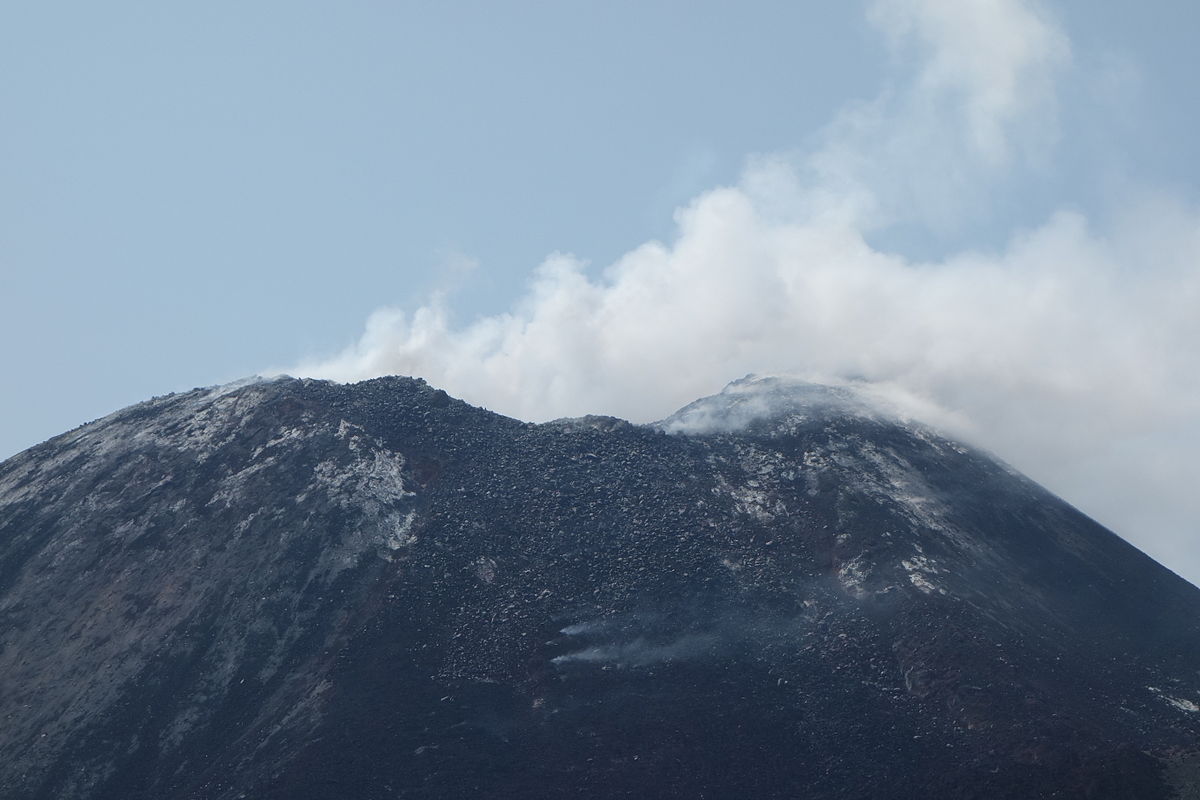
top-left (0, 375), bottom-right (1198, 799)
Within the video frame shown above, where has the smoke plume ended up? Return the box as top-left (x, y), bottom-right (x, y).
top-left (293, 0), bottom-right (1200, 584)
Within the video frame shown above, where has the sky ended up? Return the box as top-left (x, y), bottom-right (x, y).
top-left (2, 2), bottom-right (1199, 583)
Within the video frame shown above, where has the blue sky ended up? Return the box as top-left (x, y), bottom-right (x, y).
top-left (3, 2), bottom-right (1199, 582)
top-left (1, 1), bottom-right (882, 430)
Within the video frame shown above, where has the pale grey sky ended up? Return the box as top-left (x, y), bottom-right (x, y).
top-left (3, 2), bottom-right (1199, 582)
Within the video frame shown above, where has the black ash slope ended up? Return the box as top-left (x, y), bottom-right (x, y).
top-left (0, 375), bottom-right (1198, 799)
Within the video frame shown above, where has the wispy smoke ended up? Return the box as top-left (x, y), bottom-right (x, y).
top-left (292, 1), bottom-right (1200, 583)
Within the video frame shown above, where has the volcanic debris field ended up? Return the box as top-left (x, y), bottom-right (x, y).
top-left (1, 375), bottom-right (1199, 798)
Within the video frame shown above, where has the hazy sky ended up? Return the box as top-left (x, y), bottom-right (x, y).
top-left (3, 2), bottom-right (1199, 582)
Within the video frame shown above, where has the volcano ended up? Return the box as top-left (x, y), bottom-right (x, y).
top-left (1, 375), bottom-right (1198, 799)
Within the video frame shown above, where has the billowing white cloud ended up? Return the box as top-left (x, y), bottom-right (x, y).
top-left (292, 0), bottom-right (1200, 584)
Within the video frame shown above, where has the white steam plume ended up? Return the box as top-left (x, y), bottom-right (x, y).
top-left (293, 0), bottom-right (1200, 584)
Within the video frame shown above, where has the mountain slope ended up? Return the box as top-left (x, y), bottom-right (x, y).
top-left (0, 375), bottom-right (1198, 799)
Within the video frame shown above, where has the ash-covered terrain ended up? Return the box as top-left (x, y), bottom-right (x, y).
top-left (1, 375), bottom-right (1199, 799)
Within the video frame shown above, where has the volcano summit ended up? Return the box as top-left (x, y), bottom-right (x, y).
top-left (1, 375), bottom-right (1198, 799)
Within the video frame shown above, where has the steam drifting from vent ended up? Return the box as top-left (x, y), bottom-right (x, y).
top-left (292, 1), bottom-right (1200, 583)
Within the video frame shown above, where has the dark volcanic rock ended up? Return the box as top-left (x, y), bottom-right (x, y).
top-left (1, 374), bottom-right (1199, 799)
